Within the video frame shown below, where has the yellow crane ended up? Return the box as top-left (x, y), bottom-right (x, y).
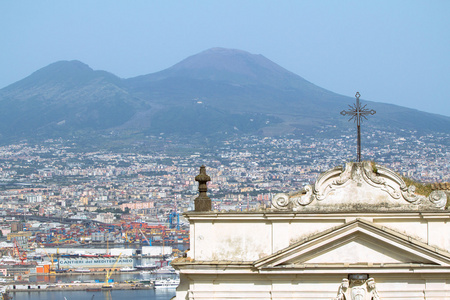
top-left (43, 249), bottom-right (56, 274)
top-left (102, 253), bottom-right (122, 289)
top-left (124, 232), bottom-right (132, 243)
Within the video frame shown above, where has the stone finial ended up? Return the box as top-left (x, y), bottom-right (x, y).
top-left (194, 165), bottom-right (211, 211)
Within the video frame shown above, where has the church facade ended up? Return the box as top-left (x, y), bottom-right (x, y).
top-left (172, 162), bottom-right (450, 299)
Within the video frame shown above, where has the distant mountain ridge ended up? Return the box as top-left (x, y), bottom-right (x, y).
top-left (139, 48), bottom-right (317, 88)
top-left (0, 48), bottom-right (449, 143)
top-left (0, 60), bottom-right (146, 139)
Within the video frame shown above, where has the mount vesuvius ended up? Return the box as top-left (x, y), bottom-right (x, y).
top-left (0, 47), bottom-right (449, 143)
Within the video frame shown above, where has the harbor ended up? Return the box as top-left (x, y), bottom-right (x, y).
top-left (4, 281), bottom-right (152, 292)
top-left (3, 267), bottom-right (179, 286)
top-left (1, 244), bottom-right (183, 274)
top-left (1, 269), bottom-right (179, 300)
top-left (0, 243), bottom-right (181, 300)
top-left (10, 289), bottom-right (176, 300)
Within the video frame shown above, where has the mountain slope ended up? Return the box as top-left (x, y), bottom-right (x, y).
top-left (0, 48), bottom-right (449, 143)
top-left (125, 47), bottom-right (335, 110)
top-left (124, 48), bottom-right (450, 135)
top-left (128, 48), bottom-right (322, 88)
top-left (124, 48), bottom-right (348, 133)
top-left (0, 60), bottom-right (147, 139)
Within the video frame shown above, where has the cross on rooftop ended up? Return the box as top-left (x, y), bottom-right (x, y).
top-left (340, 92), bottom-right (376, 162)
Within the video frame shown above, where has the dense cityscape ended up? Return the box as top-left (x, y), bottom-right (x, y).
top-left (0, 126), bottom-right (448, 288)
top-left (1, 127), bottom-right (448, 219)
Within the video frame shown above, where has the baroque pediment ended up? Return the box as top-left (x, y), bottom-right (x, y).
top-left (254, 219), bottom-right (450, 269)
top-left (272, 161), bottom-right (447, 211)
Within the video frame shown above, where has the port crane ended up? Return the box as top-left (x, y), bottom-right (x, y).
top-left (139, 229), bottom-right (151, 246)
top-left (102, 253), bottom-right (122, 289)
top-left (12, 239), bottom-right (27, 264)
top-left (43, 249), bottom-right (56, 274)
top-left (124, 231), bottom-right (132, 243)
top-left (168, 211), bottom-right (180, 230)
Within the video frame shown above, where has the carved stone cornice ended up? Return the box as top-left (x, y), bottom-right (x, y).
top-left (272, 162), bottom-right (447, 211)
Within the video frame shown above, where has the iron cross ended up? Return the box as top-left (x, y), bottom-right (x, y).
top-left (340, 92), bottom-right (376, 162)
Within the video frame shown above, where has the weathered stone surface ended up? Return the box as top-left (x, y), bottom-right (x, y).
top-left (272, 161), bottom-right (447, 211)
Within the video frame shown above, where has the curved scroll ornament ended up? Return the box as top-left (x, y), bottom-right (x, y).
top-left (362, 162), bottom-right (401, 199)
top-left (291, 185), bottom-right (314, 207)
top-left (333, 164), bottom-right (353, 186)
top-left (272, 193), bottom-right (290, 210)
top-left (428, 190), bottom-right (447, 209)
top-left (314, 165), bottom-right (351, 201)
top-left (400, 184), bottom-right (425, 204)
top-left (271, 186), bottom-right (315, 210)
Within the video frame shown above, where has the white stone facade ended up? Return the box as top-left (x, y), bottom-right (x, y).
top-left (173, 162), bottom-right (450, 299)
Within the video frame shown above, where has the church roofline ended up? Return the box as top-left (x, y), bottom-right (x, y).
top-left (271, 161), bottom-right (448, 211)
top-left (183, 210), bottom-right (450, 220)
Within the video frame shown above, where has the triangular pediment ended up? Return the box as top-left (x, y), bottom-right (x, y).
top-left (300, 234), bottom-right (432, 264)
top-left (255, 219), bottom-right (450, 269)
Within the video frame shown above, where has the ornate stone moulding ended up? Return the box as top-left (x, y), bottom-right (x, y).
top-left (272, 162), bottom-right (447, 211)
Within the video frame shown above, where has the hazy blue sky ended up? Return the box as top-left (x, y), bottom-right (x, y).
top-left (2, 1), bottom-right (449, 116)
